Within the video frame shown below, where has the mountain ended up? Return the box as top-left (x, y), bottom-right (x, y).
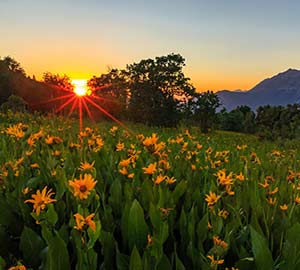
top-left (217, 68), bottom-right (300, 111)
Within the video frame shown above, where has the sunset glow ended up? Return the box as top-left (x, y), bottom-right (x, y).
top-left (72, 79), bottom-right (89, 96)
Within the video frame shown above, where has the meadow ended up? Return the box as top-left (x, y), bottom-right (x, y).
top-left (1, 111), bottom-right (300, 270)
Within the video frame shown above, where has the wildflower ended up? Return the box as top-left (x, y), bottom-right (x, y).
top-left (25, 186), bottom-right (56, 216)
top-left (143, 163), bottom-right (157, 175)
top-left (165, 176), bottom-right (176, 184)
top-left (235, 172), bottom-right (245, 182)
top-left (279, 204), bottom-right (288, 211)
top-left (45, 135), bottom-right (63, 145)
top-left (6, 124), bottom-right (25, 139)
top-left (25, 150), bottom-right (33, 156)
top-left (119, 158), bottom-right (131, 167)
top-left (93, 137), bottom-right (104, 152)
top-left (116, 142), bottom-right (125, 151)
top-left (159, 159), bottom-right (171, 170)
top-left (295, 196), bottom-right (300, 204)
top-left (27, 135), bottom-right (36, 147)
top-left (191, 164), bottom-right (196, 170)
top-left (160, 207), bottom-right (173, 216)
top-left (127, 173), bottom-right (135, 179)
top-left (119, 167), bottom-right (128, 175)
top-left (69, 174), bottom-right (97, 200)
top-left (147, 234), bottom-right (153, 245)
top-left (267, 197), bottom-right (277, 206)
top-left (22, 187), bottom-right (30, 195)
top-left (269, 187), bottom-right (279, 195)
top-left (207, 255), bottom-right (224, 266)
top-left (213, 235), bottom-right (228, 249)
top-left (30, 163), bottom-right (39, 168)
top-left (8, 265), bottom-right (26, 270)
top-left (74, 213), bottom-right (96, 232)
top-left (154, 174), bottom-right (165, 185)
top-left (143, 133), bottom-right (158, 147)
top-left (205, 191), bottom-right (221, 207)
top-left (79, 161), bottom-right (95, 171)
top-left (259, 181), bottom-right (269, 189)
top-left (218, 209), bottom-right (229, 219)
top-left (215, 169), bottom-right (233, 186)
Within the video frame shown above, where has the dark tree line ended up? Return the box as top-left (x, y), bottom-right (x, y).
top-left (218, 104), bottom-right (300, 140)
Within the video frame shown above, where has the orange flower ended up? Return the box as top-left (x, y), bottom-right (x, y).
top-left (69, 174), bottom-right (97, 200)
top-left (207, 255), bottom-right (224, 266)
top-left (116, 142), bottom-right (125, 151)
top-left (74, 213), bottom-right (96, 232)
top-left (215, 169), bottom-right (233, 186)
top-left (165, 176), bottom-right (176, 184)
top-left (25, 186), bottom-right (56, 216)
top-left (213, 235), bottom-right (228, 249)
top-left (154, 174), bottom-right (165, 185)
top-left (279, 204), bottom-right (288, 211)
top-left (143, 163), bottom-right (157, 175)
top-left (235, 172), bottom-right (245, 182)
top-left (295, 196), bottom-right (300, 204)
top-left (267, 197), bottom-right (277, 206)
top-left (79, 161), bottom-right (95, 171)
top-left (143, 133), bottom-right (158, 147)
top-left (205, 191), bottom-right (221, 207)
top-left (8, 265), bottom-right (26, 270)
top-left (6, 124), bottom-right (25, 139)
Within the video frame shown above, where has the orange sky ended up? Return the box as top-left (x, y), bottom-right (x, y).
top-left (1, 1), bottom-right (300, 92)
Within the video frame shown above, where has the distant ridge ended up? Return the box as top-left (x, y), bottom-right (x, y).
top-left (217, 68), bottom-right (300, 111)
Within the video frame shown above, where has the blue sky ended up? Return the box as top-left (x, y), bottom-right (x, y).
top-left (1, 0), bottom-right (299, 90)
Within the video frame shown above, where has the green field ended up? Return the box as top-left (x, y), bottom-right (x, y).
top-left (1, 111), bottom-right (300, 270)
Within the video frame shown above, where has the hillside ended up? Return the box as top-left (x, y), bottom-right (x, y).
top-left (217, 68), bottom-right (300, 111)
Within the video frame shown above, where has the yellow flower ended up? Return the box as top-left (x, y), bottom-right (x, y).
top-left (205, 191), bottom-right (221, 207)
top-left (45, 135), bottom-right (63, 145)
top-left (218, 209), bottom-right (229, 219)
top-left (235, 172), bottom-right (245, 182)
top-left (269, 187), bottom-right (279, 195)
top-left (207, 255), bottom-right (224, 266)
top-left (116, 142), bottom-right (125, 151)
top-left (119, 159), bottom-right (131, 167)
top-left (279, 204), bottom-right (288, 211)
top-left (27, 135), bottom-right (36, 147)
top-left (74, 213), bottom-right (96, 232)
top-left (79, 161), bottom-right (95, 171)
top-left (127, 173), bottom-right (135, 179)
top-left (30, 163), bottom-right (39, 168)
top-left (119, 167), bottom-right (128, 175)
top-left (147, 234), bottom-right (153, 245)
top-left (69, 174), bottom-right (97, 200)
top-left (6, 124), bottom-right (25, 139)
top-left (267, 197), bottom-right (277, 206)
top-left (154, 174), bottom-right (165, 185)
top-left (25, 186), bottom-right (56, 216)
top-left (143, 163), bottom-right (157, 175)
top-left (165, 176), bottom-right (176, 184)
top-left (295, 196), bottom-right (300, 204)
top-left (143, 133), bottom-right (158, 147)
top-left (213, 235), bottom-right (228, 249)
top-left (215, 169), bottom-right (233, 186)
top-left (8, 265), bottom-right (26, 270)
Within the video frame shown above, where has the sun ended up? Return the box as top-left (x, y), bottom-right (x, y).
top-left (72, 79), bottom-right (90, 96)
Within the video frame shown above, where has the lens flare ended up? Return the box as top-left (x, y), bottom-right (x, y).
top-left (72, 79), bottom-right (89, 96)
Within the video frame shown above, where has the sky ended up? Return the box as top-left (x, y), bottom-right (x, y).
top-left (1, 0), bottom-right (300, 91)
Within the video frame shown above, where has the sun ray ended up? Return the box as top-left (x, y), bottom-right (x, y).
top-left (68, 98), bottom-right (78, 117)
top-left (30, 93), bottom-right (74, 107)
top-left (85, 96), bottom-right (133, 135)
top-left (55, 95), bottom-right (77, 113)
top-left (78, 97), bottom-right (83, 130)
top-left (81, 97), bottom-right (94, 122)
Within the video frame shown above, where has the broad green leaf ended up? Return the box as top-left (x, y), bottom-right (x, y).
top-left (116, 247), bottom-right (130, 270)
top-left (20, 226), bottom-right (45, 268)
top-left (250, 225), bottom-right (273, 270)
top-left (280, 223), bottom-right (300, 270)
top-left (129, 246), bottom-right (142, 270)
top-left (172, 181), bottom-right (188, 204)
top-left (128, 199), bottom-right (148, 251)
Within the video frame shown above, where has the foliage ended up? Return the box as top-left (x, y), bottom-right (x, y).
top-left (42, 72), bottom-right (74, 92)
top-left (256, 104), bottom-right (300, 140)
top-left (218, 106), bottom-right (256, 134)
top-left (1, 112), bottom-right (300, 269)
top-left (185, 91), bottom-right (220, 133)
top-left (0, 95), bottom-right (28, 113)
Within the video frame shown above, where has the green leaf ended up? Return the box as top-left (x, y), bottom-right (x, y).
top-left (280, 223), bottom-right (300, 270)
top-left (0, 256), bottom-right (5, 270)
top-left (45, 204), bottom-right (58, 226)
top-left (116, 247), bottom-right (130, 270)
top-left (46, 233), bottom-right (71, 270)
top-left (20, 226), bottom-right (45, 269)
top-left (157, 254), bottom-right (172, 270)
top-left (129, 246), bottom-right (143, 270)
top-left (250, 225), bottom-right (273, 270)
top-left (128, 199), bottom-right (148, 251)
top-left (172, 181), bottom-right (187, 204)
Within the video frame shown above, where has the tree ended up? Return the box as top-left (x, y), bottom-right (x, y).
top-left (0, 95), bottom-right (28, 112)
top-left (186, 91), bottom-right (220, 133)
top-left (0, 56), bottom-right (26, 75)
top-left (42, 72), bottom-right (74, 92)
top-left (126, 53), bottom-right (195, 126)
top-left (87, 69), bottom-right (128, 118)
